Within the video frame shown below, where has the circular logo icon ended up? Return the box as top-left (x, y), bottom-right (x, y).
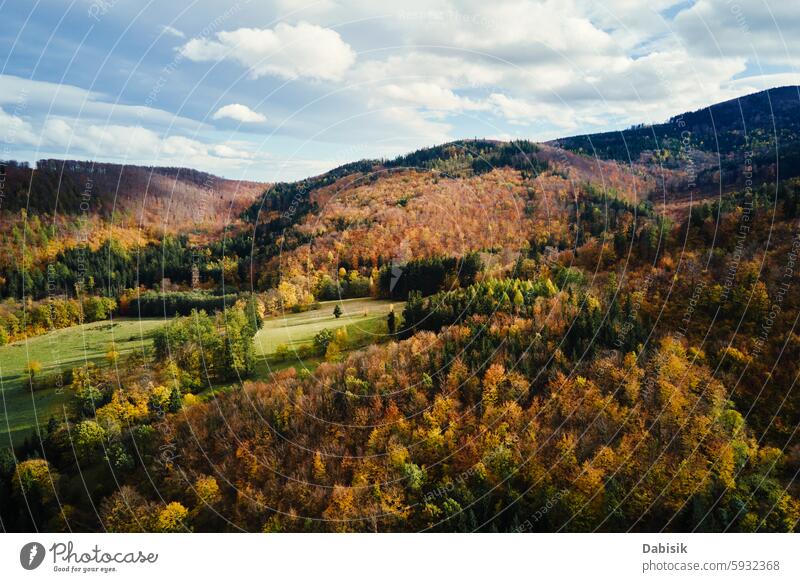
top-left (20, 542), bottom-right (46, 570)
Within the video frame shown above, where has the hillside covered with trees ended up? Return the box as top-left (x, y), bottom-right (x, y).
top-left (1, 88), bottom-right (799, 533)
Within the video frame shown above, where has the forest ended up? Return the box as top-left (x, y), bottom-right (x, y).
top-left (1, 87), bottom-right (800, 532)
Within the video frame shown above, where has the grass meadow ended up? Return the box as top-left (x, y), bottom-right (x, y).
top-left (0, 318), bottom-right (164, 448)
top-left (1, 299), bottom-right (400, 448)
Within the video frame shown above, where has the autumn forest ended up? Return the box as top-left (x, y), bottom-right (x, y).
top-left (1, 87), bottom-right (800, 533)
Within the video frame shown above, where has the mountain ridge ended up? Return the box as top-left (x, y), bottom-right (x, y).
top-left (5, 85), bottom-right (797, 223)
top-left (0, 158), bottom-right (268, 232)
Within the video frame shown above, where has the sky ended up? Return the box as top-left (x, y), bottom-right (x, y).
top-left (1, 0), bottom-right (798, 182)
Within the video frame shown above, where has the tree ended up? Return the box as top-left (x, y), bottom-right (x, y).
top-left (274, 343), bottom-right (290, 361)
top-left (277, 281), bottom-right (299, 310)
top-left (71, 363), bottom-right (109, 417)
top-left (153, 310), bottom-right (217, 388)
top-left (105, 346), bottom-right (119, 365)
top-left (314, 328), bottom-right (334, 355)
top-left (513, 289), bottom-right (524, 311)
top-left (194, 475), bottom-right (221, 506)
top-left (24, 360), bottom-right (43, 383)
top-left (387, 305), bottom-right (397, 335)
top-left (243, 294), bottom-right (264, 332)
top-left (73, 420), bottom-right (106, 462)
top-left (313, 451), bottom-right (327, 482)
top-left (155, 502), bottom-right (189, 532)
top-left (12, 459), bottom-right (59, 528)
top-left (333, 304), bottom-right (342, 319)
top-left (82, 296), bottom-right (116, 322)
top-left (325, 328), bottom-right (348, 362)
top-left (100, 485), bottom-right (155, 532)
top-left (12, 459), bottom-right (57, 501)
top-left (220, 307), bottom-right (256, 378)
top-left (167, 385), bottom-right (182, 413)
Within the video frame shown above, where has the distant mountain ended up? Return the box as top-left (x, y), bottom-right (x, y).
top-left (238, 138), bottom-right (683, 289)
top-left (0, 159), bottom-right (267, 231)
top-left (237, 86), bottom-right (800, 282)
top-left (550, 86), bottom-right (800, 188)
top-left (552, 86), bottom-right (800, 160)
top-left (3, 86), bottom-right (797, 237)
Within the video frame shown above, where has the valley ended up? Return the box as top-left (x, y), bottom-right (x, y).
top-left (0, 318), bottom-right (164, 447)
top-left (1, 86), bottom-right (799, 533)
top-left (0, 298), bottom-right (398, 447)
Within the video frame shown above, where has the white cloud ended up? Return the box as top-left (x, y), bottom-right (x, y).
top-left (159, 25), bottom-right (185, 39)
top-left (730, 72), bottom-right (800, 94)
top-left (349, 52), bottom-right (504, 90)
top-left (212, 143), bottom-right (253, 158)
top-left (454, 1), bottom-right (616, 56)
top-left (310, 105), bottom-right (454, 147)
top-left (31, 118), bottom-right (265, 175)
top-left (487, 93), bottom-right (605, 130)
top-left (345, 40), bottom-right (747, 136)
top-left (384, 0), bottom-right (622, 67)
top-left (342, 0), bottom-right (796, 135)
top-left (556, 48), bottom-right (748, 126)
top-left (179, 22), bottom-right (356, 81)
top-left (212, 103), bottom-right (267, 123)
top-left (376, 82), bottom-right (487, 113)
top-left (673, 0), bottom-right (800, 66)
top-left (5, 0), bottom-right (800, 180)
top-left (0, 106), bottom-right (39, 147)
top-left (576, 0), bottom-right (686, 50)
top-left (0, 74), bottom-right (206, 133)
top-left (488, 93), bottom-right (537, 122)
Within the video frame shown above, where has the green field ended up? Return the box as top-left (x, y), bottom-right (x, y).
top-left (1, 299), bottom-right (399, 449)
top-left (254, 298), bottom-right (400, 357)
top-left (250, 298), bottom-right (401, 380)
top-left (0, 318), bottom-right (165, 448)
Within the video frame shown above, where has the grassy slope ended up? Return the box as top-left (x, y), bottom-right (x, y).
top-left (0, 318), bottom-right (164, 448)
top-left (247, 298), bottom-right (401, 390)
top-left (254, 298), bottom-right (400, 356)
top-left (1, 299), bottom-right (399, 448)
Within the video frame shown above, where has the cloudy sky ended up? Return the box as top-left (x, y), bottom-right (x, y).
top-left (1, 0), bottom-right (797, 181)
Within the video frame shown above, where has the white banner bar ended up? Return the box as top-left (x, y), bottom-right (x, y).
top-left (1, 533), bottom-right (797, 581)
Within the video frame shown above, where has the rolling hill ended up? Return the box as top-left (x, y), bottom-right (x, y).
top-left (551, 85), bottom-right (800, 194)
top-left (0, 159), bottom-right (267, 232)
top-left (3, 86), bottom-right (800, 533)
